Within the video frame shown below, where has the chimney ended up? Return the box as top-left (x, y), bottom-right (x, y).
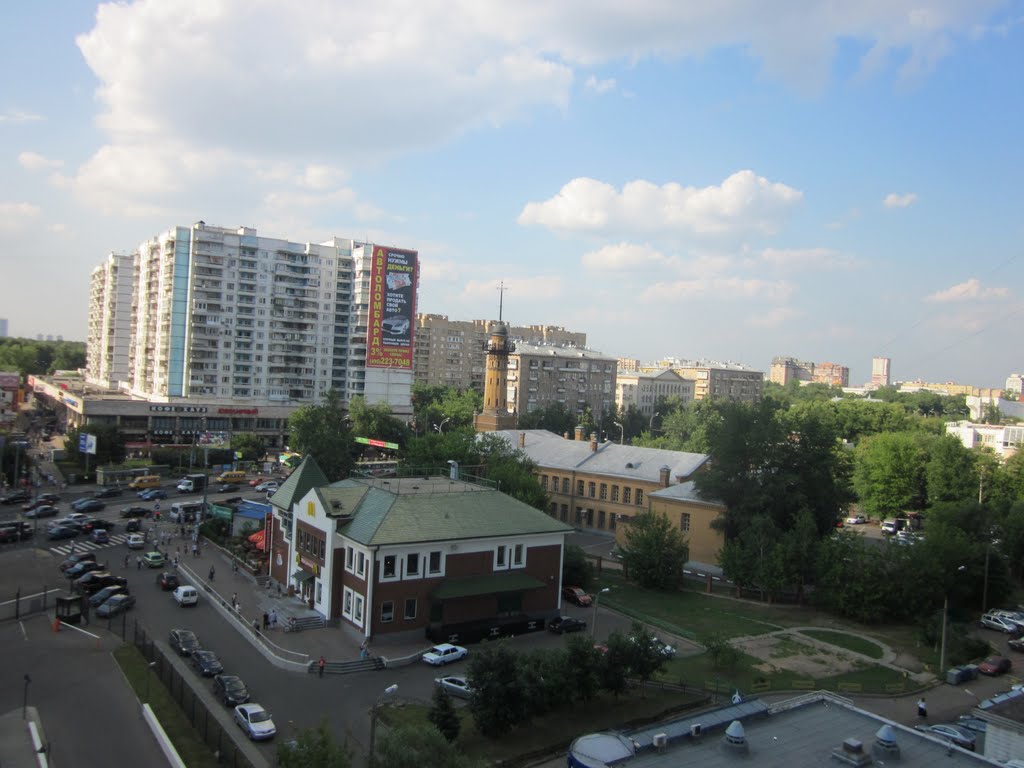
top-left (832, 737), bottom-right (873, 767)
top-left (518, 432), bottom-right (526, 449)
top-left (590, 432), bottom-right (598, 452)
top-left (574, 426), bottom-right (584, 441)
top-left (659, 465), bottom-right (671, 487)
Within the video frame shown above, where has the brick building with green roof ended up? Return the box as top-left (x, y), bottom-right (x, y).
top-left (267, 457), bottom-right (573, 642)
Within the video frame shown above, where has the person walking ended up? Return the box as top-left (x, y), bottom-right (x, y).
top-left (208, 565), bottom-right (215, 581)
top-left (318, 656), bottom-right (326, 678)
top-left (262, 612), bottom-right (269, 630)
top-left (136, 555), bottom-right (142, 570)
top-left (917, 697), bottom-right (927, 720)
top-left (269, 609), bottom-right (277, 629)
top-left (360, 639), bottom-right (368, 660)
top-left (231, 593), bottom-right (238, 610)
top-left (192, 542), bottom-right (198, 558)
top-left (252, 619), bottom-right (260, 635)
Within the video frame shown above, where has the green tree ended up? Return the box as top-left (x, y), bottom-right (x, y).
top-left (288, 390), bottom-right (355, 481)
top-left (348, 396), bottom-right (412, 447)
top-left (564, 634), bottom-right (602, 703)
top-left (276, 720), bottom-right (351, 768)
top-left (853, 432), bottom-right (928, 518)
top-left (467, 643), bottom-right (527, 737)
top-left (230, 432), bottom-right (266, 463)
top-left (65, 423), bottom-right (126, 470)
top-left (623, 622), bottom-right (667, 696)
top-left (375, 724), bottom-right (483, 768)
top-left (925, 434), bottom-right (977, 505)
top-left (598, 633), bottom-right (631, 698)
top-left (514, 402), bottom-right (577, 435)
top-left (428, 687), bottom-right (460, 743)
top-left (561, 545), bottom-right (594, 590)
top-left (622, 510), bottom-right (688, 590)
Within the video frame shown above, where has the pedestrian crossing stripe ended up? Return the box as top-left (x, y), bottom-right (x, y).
top-left (50, 533), bottom-right (134, 556)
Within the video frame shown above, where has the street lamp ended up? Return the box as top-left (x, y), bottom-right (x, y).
top-left (433, 417), bottom-right (451, 434)
top-left (939, 565), bottom-right (967, 678)
top-left (368, 683), bottom-right (399, 768)
top-left (591, 587), bottom-right (611, 639)
top-left (613, 422), bottom-right (624, 445)
top-left (145, 661), bottom-right (157, 703)
top-left (22, 674), bottom-right (31, 720)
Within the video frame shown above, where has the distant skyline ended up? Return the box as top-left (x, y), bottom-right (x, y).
top-left (2, 2), bottom-right (1022, 388)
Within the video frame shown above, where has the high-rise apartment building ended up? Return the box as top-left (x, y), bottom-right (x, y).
top-left (871, 357), bottom-right (892, 388)
top-left (0, 318), bottom-right (7, 337)
top-left (87, 253), bottom-right (134, 388)
top-left (508, 343), bottom-right (617, 417)
top-left (647, 359), bottom-right (764, 403)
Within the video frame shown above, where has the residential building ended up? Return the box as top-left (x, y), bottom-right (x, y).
top-left (769, 356), bottom-right (814, 385)
top-left (813, 361), bottom-right (850, 387)
top-left (617, 358), bottom-right (641, 373)
top-left (491, 429), bottom-right (724, 566)
top-left (266, 457), bottom-right (571, 642)
top-left (967, 395), bottom-right (1024, 422)
top-left (0, 318), bottom-right (7, 337)
top-left (1006, 374), bottom-right (1024, 397)
top-left (646, 359), bottom-right (764, 403)
top-left (946, 420), bottom-right (1024, 458)
top-left (0, 371), bottom-right (19, 425)
top-left (615, 369), bottom-right (695, 416)
top-left (509, 343), bottom-right (617, 417)
top-left (974, 686), bottom-right (1024, 762)
top-left (871, 356), bottom-right (891, 388)
top-left (87, 252), bottom-right (133, 388)
top-left (898, 380), bottom-right (999, 398)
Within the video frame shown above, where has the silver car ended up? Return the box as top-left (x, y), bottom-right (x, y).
top-left (434, 676), bottom-right (472, 699)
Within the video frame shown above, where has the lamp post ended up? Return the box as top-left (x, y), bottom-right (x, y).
top-left (22, 674), bottom-right (31, 720)
top-left (939, 565), bottom-right (967, 678)
top-left (433, 417), bottom-right (451, 434)
top-left (649, 411), bottom-right (660, 434)
top-left (591, 587), bottom-right (611, 639)
top-left (145, 661), bottom-right (156, 703)
top-left (613, 422), bottom-right (624, 445)
top-left (368, 684), bottom-right (398, 768)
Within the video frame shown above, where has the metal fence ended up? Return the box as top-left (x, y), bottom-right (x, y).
top-left (131, 621), bottom-right (257, 768)
top-left (0, 587), bottom-right (61, 622)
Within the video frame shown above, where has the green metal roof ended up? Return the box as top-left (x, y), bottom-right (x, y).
top-left (432, 572), bottom-right (546, 600)
top-left (269, 456), bottom-right (329, 510)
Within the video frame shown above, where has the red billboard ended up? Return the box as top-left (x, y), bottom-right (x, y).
top-left (366, 245), bottom-right (418, 369)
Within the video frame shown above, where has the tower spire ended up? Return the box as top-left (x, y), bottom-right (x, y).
top-left (497, 281), bottom-right (508, 322)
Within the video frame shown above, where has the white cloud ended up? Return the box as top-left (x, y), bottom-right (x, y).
top-left (518, 170), bottom-right (803, 238)
top-left (584, 75), bottom-right (616, 94)
top-left (581, 242), bottom-right (670, 271)
top-left (18, 152), bottom-right (63, 171)
top-left (748, 306), bottom-right (801, 327)
top-left (0, 202), bottom-right (42, 232)
top-left (883, 192), bottom-right (918, 208)
top-left (925, 278), bottom-right (1009, 302)
top-left (0, 109), bottom-right (42, 124)
top-left (641, 277), bottom-right (794, 302)
top-left (760, 247), bottom-right (856, 269)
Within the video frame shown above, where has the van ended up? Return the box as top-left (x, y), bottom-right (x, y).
top-left (216, 470), bottom-right (246, 484)
top-left (173, 586), bottom-right (198, 607)
top-left (129, 475), bottom-right (162, 491)
top-left (170, 501), bottom-right (204, 524)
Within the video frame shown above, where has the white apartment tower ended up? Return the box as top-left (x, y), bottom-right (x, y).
top-left (86, 252), bottom-right (134, 388)
top-left (871, 356), bottom-right (892, 388)
top-left (90, 223), bottom-right (416, 414)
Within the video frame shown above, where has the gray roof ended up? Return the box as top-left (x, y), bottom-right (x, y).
top-left (649, 480), bottom-right (723, 508)
top-left (490, 430), bottom-right (708, 483)
top-left (572, 693), bottom-right (998, 768)
top-left (513, 342), bottom-right (617, 361)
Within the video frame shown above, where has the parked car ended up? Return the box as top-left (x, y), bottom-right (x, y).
top-left (1008, 637), bottom-right (1024, 653)
top-left (25, 505), bottom-right (59, 519)
top-left (82, 518), bottom-right (115, 533)
top-left (434, 676), bottom-right (473, 699)
top-left (216, 484), bottom-right (239, 493)
top-left (65, 560), bottom-right (106, 579)
top-left (979, 655), bottom-right (1012, 676)
top-left (120, 506), bottom-right (150, 519)
top-left (93, 487), bottom-right (123, 499)
top-left (142, 551), bottom-right (166, 568)
top-left (37, 493), bottom-right (61, 505)
top-left (0, 490), bottom-right (30, 505)
top-left (914, 723), bottom-right (976, 751)
top-left (173, 585), bottom-right (198, 606)
top-left (157, 571), bottom-right (180, 591)
top-left (59, 552), bottom-right (96, 573)
top-left (630, 634), bottom-right (678, 658)
top-left (47, 525), bottom-right (78, 541)
top-left (422, 643), bottom-right (468, 666)
top-left (126, 534), bottom-right (145, 549)
top-left (22, 499), bottom-right (51, 511)
top-left (234, 703), bottom-right (276, 741)
top-left (169, 628), bottom-right (200, 656)
top-left (248, 477), bottom-right (266, 487)
top-left (213, 675), bottom-right (250, 706)
top-left (845, 514), bottom-right (867, 525)
top-left (191, 650), bottom-right (224, 677)
top-left (76, 572), bottom-right (116, 592)
top-left (548, 616), bottom-right (587, 634)
top-left (89, 584), bottom-right (129, 607)
top-left (0, 523), bottom-right (33, 543)
top-left (138, 489), bottom-right (167, 501)
top-left (89, 529), bottom-right (110, 544)
top-left (562, 586), bottom-right (592, 606)
top-left (956, 716), bottom-right (988, 734)
top-left (96, 594), bottom-right (136, 618)
top-left (981, 613), bottom-right (1021, 634)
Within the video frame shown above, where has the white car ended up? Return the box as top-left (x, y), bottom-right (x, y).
top-left (422, 643), bottom-right (468, 666)
top-left (233, 703), bottom-right (276, 741)
top-left (845, 515), bottom-right (867, 525)
top-left (254, 481), bottom-right (279, 493)
top-left (173, 585), bottom-right (199, 607)
top-left (126, 533), bottom-right (145, 549)
top-left (434, 676), bottom-right (473, 699)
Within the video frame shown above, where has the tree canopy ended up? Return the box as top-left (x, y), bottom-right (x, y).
top-left (288, 389), bottom-right (355, 481)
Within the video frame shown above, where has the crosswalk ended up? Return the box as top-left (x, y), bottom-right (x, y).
top-left (50, 533), bottom-right (137, 557)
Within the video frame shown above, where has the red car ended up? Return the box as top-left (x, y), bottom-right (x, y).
top-left (979, 655), bottom-right (1012, 676)
top-left (562, 586), bottom-right (592, 607)
top-left (248, 477), bottom-right (265, 487)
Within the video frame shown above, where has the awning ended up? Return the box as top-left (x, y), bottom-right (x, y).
top-left (433, 572), bottom-right (545, 600)
top-left (247, 530), bottom-right (265, 551)
top-left (292, 569), bottom-right (315, 584)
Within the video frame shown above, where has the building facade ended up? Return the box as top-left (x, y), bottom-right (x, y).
top-left (615, 369), bottom-right (695, 416)
top-left (945, 420), bottom-right (1024, 458)
top-left (508, 344), bottom-right (617, 417)
top-left (1006, 374), bottom-right (1024, 397)
top-left (871, 356), bottom-right (891, 388)
top-left (86, 253), bottom-right (134, 388)
top-left (647, 359), bottom-right (764, 403)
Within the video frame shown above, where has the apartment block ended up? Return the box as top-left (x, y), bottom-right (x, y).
top-left (508, 343), bottom-right (617, 417)
top-left (615, 369), bottom-right (695, 416)
top-left (647, 359), bottom-right (764, 403)
top-left (946, 420), bottom-right (1024, 458)
top-left (86, 252), bottom-right (134, 388)
top-left (871, 356), bottom-right (891, 388)
top-left (769, 356), bottom-right (849, 387)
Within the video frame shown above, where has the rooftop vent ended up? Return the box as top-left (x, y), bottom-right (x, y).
top-left (831, 737), bottom-right (873, 767)
top-left (872, 725), bottom-right (900, 760)
top-left (721, 721), bottom-right (748, 756)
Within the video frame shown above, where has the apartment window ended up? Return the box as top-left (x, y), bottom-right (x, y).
top-left (404, 598), bottom-right (418, 620)
top-left (623, 488), bottom-right (632, 504)
top-left (513, 543), bottom-right (524, 566)
top-left (343, 588), bottom-right (353, 617)
top-left (383, 555), bottom-right (396, 578)
top-left (680, 512), bottom-right (691, 532)
top-left (609, 513), bottom-right (617, 531)
top-left (496, 545), bottom-right (507, 568)
top-left (588, 482), bottom-right (596, 498)
top-left (428, 551), bottom-right (442, 574)
top-left (357, 551), bottom-right (366, 578)
top-left (575, 507), bottom-right (583, 525)
top-left (316, 582), bottom-right (323, 604)
top-left (599, 483), bottom-right (608, 500)
top-left (576, 480), bottom-right (584, 495)
top-left (598, 510), bottom-right (606, 529)
top-left (354, 595), bottom-right (364, 623)
top-left (381, 600), bottom-right (394, 623)
top-left (406, 553), bottom-right (420, 576)
top-left (560, 504), bottom-right (568, 522)
top-left (345, 547), bottom-right (354, 572)
top-left (636, 489), bottom-right (644, 506)
top-left (540, 475), bottom-right (548, 490)
top-left (611, 485), bottom-right (619, 502)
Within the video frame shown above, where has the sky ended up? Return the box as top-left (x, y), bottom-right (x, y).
top-left (1, 1), bottom-right (1022, 388)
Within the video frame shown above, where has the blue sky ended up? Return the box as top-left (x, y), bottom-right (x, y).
top-left (2, 1), bottom-right (1022, 387)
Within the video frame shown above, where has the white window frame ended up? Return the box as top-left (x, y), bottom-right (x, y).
top-left (404, 598), bottom-right (417, 620)
top-left (406, 552), bottom-right (420, 577)
top-left (381, 600), bottom-right (394, 623)
top-left (513, 543), bottom-right (525, 567)
top-left (357, 551), bottom-right (366, 578)
top-left (354, 594), bottom-right (364, 625)
top-left (315, 580), bottom-right (323, 605)
top-left (428, 550), bottom-right (443, 575)
top-left (342, 587), bottom-right (353, 619)
top-left (494, 544), bottom-right (508, 570)
top-left (381, 553), bottom-right (398, 581)
top-left (345, 546), bottom-right (354, 573)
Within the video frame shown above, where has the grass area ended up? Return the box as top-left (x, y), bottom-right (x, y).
top-left (380, 688), bottom-right (706, 765)
top-left (113, 644), bottom-right (221, 768)
top-left (798, 629), bottom-right (885, 659)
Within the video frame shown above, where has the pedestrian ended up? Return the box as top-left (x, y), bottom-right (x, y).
top-left (359, 639), bottom-right (368, 660)
top-left (192, 543), bottom-right (198, 558)
top-left (124, 553), bottom-right (130, 568)
top-left (253, 619), bottom-right (260, 634)
top-left (69, 539), bottom-right (76, 553)
top-left (269, 609), bottom-right (277, 629)
top-left (136, 555), bottom-right (142, 570)
top-left (231, 593), bottom-right (238, 610)
top-left (917, 697), bottom-right (927, 720)
top-left (262, 612), bottom-right (269, 630)
top-left (209, 565), bottom-right (215, 581)
top-left (318, 656), bottom-right (326, 678)
top-left (232, 559), bottom-right (239, 574)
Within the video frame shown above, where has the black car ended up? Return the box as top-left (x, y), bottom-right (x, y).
top-left (93, 487), bottom-right (124, 499)
top-left (216, 484), bottom-right (240, 493)
top-left (191, 650), bottom-right (224, 677)
top-left (82, 518), bottom-right (116, 533)
top-left (59, 552), bottom-right (97, 573)
top-left (213, 674), bottom-right (250, 706)
top-left (72, 499), bottom-right (105, 513)
top-left (548, 616), bottom-right (588, 634)
top-left (0, 522), bottom-right (33, 543)
top-left (169, 628), bottom-right (200, 656)
top-left (120, 506), bottom-right (150, 519)
top-left (157, 572), bottom-right (180, 591)
top-left (0, 490), bottom-right (30, 505)
top-left (65, 560), bottom-right (106, 579)
top-left (48, 525), bottom-right (79, 541)
top-left (125, 518), bottom-right (142, 533)
top-left (89, 584), bottom-right (129, 607)
top-left (77, 572), bottom-right (125, 593)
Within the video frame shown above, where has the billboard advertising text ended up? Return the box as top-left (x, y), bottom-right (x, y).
top-left (367, 245), bottom-right (418, 368)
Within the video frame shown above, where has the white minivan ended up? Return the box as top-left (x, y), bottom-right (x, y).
top-left (173, 586), bottom-right (198, 607)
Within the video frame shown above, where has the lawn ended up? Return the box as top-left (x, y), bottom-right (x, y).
top-left (113, 644), bottom-right (221, 768)
top-left (380, 688), bottom-right (706, 764)
top-left (798, 629), bottom-right (885, 659)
